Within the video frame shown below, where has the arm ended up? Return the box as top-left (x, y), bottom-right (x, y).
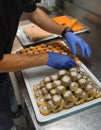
top-left (0, 53), bottom-right (48, 72)
top-left (26, 7), bottom-right (65, 35)
top-left (0, 52), bottom-right (76, 72)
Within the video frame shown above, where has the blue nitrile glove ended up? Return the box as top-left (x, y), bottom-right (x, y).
top-left (47, 52), bottom-right (76, 70)
top-left (64, 32), bottom-right (91, 57)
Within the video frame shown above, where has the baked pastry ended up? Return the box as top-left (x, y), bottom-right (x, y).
top-left (41, 87), bottom-right (48, 95)
top-left (63, 100), bottom-right (74, 109)
top-left (39, 80), bottom-right (46, 88)
top-left (70, 82), bottom-right (78, 92)
top-left (73, 88), bottom-right (85, 105)
top-left (58, 69), bottom-right (68, 78)
top-left (52, 103), bottom-right (63, 113)
top-left (50, 73), bottom-right (59, 81)
top-left (85, 84), bottom-right (95, 101)
top-left (78, 78), bottom-right (87, 89)
top-left (69, 67), bottom-right (79, 72)
top-left (85, 84), bottom-right (94, 95)
top-left (36, 96), bottom-right (45, 107)
top-left (63, 90), bottom-right (74, 102)
top-left (74, 98), bottom-right (84, 105)
top-left (73, 88), bottom-right (84, 98)
top-left (46, 83), bottom-right (54, 90)
top-left (63, 91), bottom-right (76, 108)
top-left (94, 90), bottom-right (101, 98)
top-left (44, 94), bottom-right (52, 100)
top-left (56, 85), bottom-right (66, 95)
top-left (39, 104), bottom-right (50, 115)
top-left (47, 100), bottom-right (56, 111)
top-left (69, 71), bottom-right (78, 81)
top-left (61, 75), bottom-right (71, 87)
top-left (43, 76), bottom-right (51, 83)
top-left (50, 89), bottom-right (57, 95)
top-left (77, 73), bottom-right (82, 80)
top-left (52, 95), bottom-right (62, 106)
top-left (33, 84), bottom-right (41, 92)
top-left (26, 50), bottom-right (33, 55)
top-left (34, 90), bottom-right (43, 98)
top-left (53, 80), bottom-right (62, 87)
top-left (85, 94), bottom-right (94, 101)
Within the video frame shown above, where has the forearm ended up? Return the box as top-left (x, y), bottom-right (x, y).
top-left (27, 7), bottom-right (65, 35)
top-left (0, 53), bottom-right (48, 72)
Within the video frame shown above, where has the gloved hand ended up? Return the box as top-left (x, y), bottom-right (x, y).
top-left (64, 32), bottom-right (91, 57)
top-left (47, 52), bottom-right (76, 70)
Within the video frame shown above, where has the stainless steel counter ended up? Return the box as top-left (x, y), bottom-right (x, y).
top-left (14, 3), bottom-right (101, 130)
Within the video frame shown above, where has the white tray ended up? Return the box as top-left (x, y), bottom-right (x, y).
top-left (21, 64), bottom-right (101, 123)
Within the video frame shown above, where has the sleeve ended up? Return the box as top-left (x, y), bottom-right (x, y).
top-left (23, 0), bottom-right (37, 12)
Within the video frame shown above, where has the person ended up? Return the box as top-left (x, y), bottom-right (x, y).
top-left (0, 0), bottom-right (91, 130)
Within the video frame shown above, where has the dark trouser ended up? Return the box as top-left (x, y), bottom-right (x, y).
top-left (0, 73), bottom-right (17, 130)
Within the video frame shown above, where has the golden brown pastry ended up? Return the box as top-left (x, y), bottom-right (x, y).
top-left (52, 95), bottom-right (62, 106)
top-left (73, 88), bottom-right (85, 105)
top-left (36, 96), bottom-right (45, 107)
top-left (41, 87), bottom-right (48, 95)
top-left (78, 78), bottom-right (87, 89)
top-left (63, 90), bottom-right (74, 102)
top-left (33, 84), bottom-right (41, 92)
top-left (39, 104), bottom-right (50, 115)
top-left (52, 104), bottom-right (63, 113)
top-left (85, 95), bottom-right (94, 101)
top-left (44, 94), bottom-right (52, 100)
top-left (58, 69), bottom-right (68, 78)
top-left (43, 76), bottom-right (51, 83)
top-left (85, 84), bottom-right (94, 95)
top-left (50, 89), bottom-right (57, 95)
top-left (70, 82), bottom-right (78, 92)
top-left (63, 101), bottom-right (74, 109)
top-left (74, 98), bottom-right (84, 105)
top-left (69, 67), bottom-right (79, 72)
top-left (34, 90), bottom-right (43, 98)
top-left (47, 100), bottom-right (56, 111)
top-left (69, 71), bottom-right (78, 81)
top-left (39, 80), bottom-right (46, 88)
top-left (73, 88), bottom-right (84, 98)
top-left (85, 84), bottom-right (100, 100)
top-left (56, 85), bottom-right (66, 95)
top-left (46, 82), bottom-right (55, 90)
top-left (77, 73), bottom-right (82, 80)
top-left (94, 90), bottom-right (101, 98)
top-left (61, 75), bottom-right (71, 87)
top-left (50, 73), bottom-right (59, 81)
top-left (53, 80), bottom-right (62, 87)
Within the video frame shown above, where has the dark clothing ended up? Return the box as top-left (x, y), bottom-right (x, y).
top-left (0, 0), bottom-right (37, 81)
top-left (0, 74), bottom-right (13, 130)
top-left (0, 0), bottom-right (37, 59)
top-left (0, 0), bottom-right (37, 129)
